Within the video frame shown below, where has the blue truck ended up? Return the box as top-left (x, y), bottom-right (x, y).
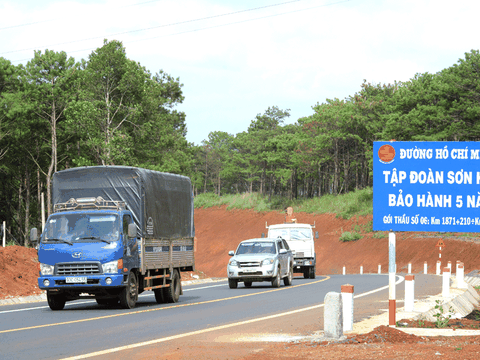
top-left (30, 166), bottom-right (195, 310)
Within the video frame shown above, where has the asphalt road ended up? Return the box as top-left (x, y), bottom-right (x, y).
top-left (0, 274), bottom-right (441, 360)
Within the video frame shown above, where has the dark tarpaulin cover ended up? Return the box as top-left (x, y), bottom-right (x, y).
top-left (52, 166), bottom-right (194, 239)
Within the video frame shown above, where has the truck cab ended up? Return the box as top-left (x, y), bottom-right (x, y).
top-left (265, 222), bottom-right (318, 279)
top-left (31, 197), bottom-right (139, 310)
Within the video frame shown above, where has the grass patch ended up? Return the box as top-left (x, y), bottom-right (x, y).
top-left (373, 231), bottom-right (387, 239)
top-left (339, 231), bottom-right (363, 242)
top-left (194, 187), bottom-right (374, 219)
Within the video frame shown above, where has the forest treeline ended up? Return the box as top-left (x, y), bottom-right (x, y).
top-left (1, 39), bottom-right (479, 245)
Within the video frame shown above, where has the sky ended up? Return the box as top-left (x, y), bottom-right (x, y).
top-left (1, 0), bottom-right (479, 145)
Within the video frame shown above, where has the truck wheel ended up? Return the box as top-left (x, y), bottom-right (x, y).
top-left (47, 292), bottom-right (66, 311)
top-left (303, 269), bottom-right (309, 279)
top-left (272, 268), bottom-right (281, 288)
top-left (228, 279), bottom-right (238, 289)
top-left (120, 271), bottom-right (138, 309)
top-left (165, 270), bottom-right (180, 303)
top-left (309, 266), bottom-right (316, 279)
top-left (244, 281), bottom-right (252, 288)
top-left (284, 264), bottom-right (293, 286)
top-left (154, 288), bottom-right (166, 304)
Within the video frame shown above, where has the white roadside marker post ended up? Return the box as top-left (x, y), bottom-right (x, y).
top-left (360, 265), bottom-right (363, 275)
top-left (404, 275), bottom-right (415, 312)
top-left (424, 261), bottom-right (428, 274)
top-left (442, 267), bottom-right (451, 298)
top-left (436, 260), bottom-right (441, 275)
top-left (341, 284), bottom-right (354, 332)
top-left (408, 263), bottom-right (412, 274)
top-left (457, 263), bottom-right (467, 289)
top-left (343, 266), bottom-right (346, 275)
top-left (378, 264), bottom-right (381, 274)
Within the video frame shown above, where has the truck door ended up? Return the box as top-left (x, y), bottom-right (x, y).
top-left (123, 215), bottom-right (137, 267)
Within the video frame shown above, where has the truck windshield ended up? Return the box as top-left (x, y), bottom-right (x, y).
top-left (269, 228), bottom-right (311, 241)
top-left (236, 242), bottom-right (276, 255)
top-left (43, 214), bottom-right (120, 243)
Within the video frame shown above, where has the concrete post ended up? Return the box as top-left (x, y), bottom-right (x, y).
top-left (442, 267), bottom-right (451, 298)
top-left (424, 261), bottom-right (427, 274)
top-left (343, 266), bottom-right (346, 275)
top-left (341, 284), bottom-right (354, 332)
top-left (324, 292), bottom-right (343, 338)
top-left (360, 265), bottom-right (363, 275)
top-left (456, 260), bottom-right (460, 274)
top-left (378, 264), bottom-right (381, 274)
top-left (408, 263), bottom-right (412, 274)
top-left (436, 260), bottom-right (441, 275)
top-left (457, 263), bottom-right (467, 289)
top-left (447, 261), bottom-right (452, 271)
top-left (405, 275), bottom-right (415, 312)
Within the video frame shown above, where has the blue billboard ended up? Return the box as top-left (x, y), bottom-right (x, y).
top-left (373, 141), bottom-right (480, 232)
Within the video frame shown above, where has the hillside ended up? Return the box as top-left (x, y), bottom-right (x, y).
top-left (2, 206), bottom-right (480, 299)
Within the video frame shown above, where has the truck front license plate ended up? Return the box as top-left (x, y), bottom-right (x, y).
top-left (66, 277), bottom-right (87, 284)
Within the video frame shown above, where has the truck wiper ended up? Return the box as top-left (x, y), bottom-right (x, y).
top-left (47, 238), bottom-right (73, 245)
top-left (77, 236), bottom-right (110, 243)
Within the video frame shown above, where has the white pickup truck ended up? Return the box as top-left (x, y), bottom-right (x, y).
top-left (264, 222), bottom-right (318, 279)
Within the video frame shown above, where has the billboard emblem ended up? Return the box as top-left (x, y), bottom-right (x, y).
top-left (378, 144), bottom-right (395, 164)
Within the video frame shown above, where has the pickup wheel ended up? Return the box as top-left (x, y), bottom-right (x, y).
top-left (228, 279), bottom-right (238, 289)
top-left (284, 264), bottom-right (293, 286)
top-left (244, 281), bottom-right (252, 288)
top-left (272, 268), bottom-right (281, 288)
top-left (165, 270), bottom-right (181, 303)
top-left (120, 271), bottom-right (138, 309)
top-left (47, 292), bottom-right (66, 311)
top-left (309, 266), bottom-right (316, 279)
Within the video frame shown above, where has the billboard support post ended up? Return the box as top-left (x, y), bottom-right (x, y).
top-left (388, 231), bottom-right (396, 326)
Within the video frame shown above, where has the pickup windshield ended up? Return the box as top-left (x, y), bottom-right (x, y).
top-left (236, 242), bottom-right (276, 255)
top-left (269, 228), bottom-right (311, 241)
top-left (43, 214), bottom-right (120, 243)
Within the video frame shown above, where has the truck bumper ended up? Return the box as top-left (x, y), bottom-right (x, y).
top-left (38, 274), bottom-right (125, 290)
top-left (294, 258), bottom-right (315, 269)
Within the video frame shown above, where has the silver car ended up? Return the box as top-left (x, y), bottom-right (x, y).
top-left (227, 238), bottom-right (293, 288)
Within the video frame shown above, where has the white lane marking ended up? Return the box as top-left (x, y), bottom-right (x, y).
top-left (61, 276), bottom-right (405, 360)
top-left (0, 283), bottom-right (228, 315)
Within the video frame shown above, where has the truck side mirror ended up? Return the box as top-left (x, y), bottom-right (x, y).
top-left (261, 233), bottom-right (265, 238)
top-left (128, 223), bottom-right (137, 238)
top-left (315, 231), bottom-right (319, 239)
top-left (30, 228), bottom-right (38, 243)
top-left (228, 250), bottom-right (234, 256)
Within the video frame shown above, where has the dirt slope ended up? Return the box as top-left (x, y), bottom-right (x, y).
top-left (2, 206), bottom-right (480, 299)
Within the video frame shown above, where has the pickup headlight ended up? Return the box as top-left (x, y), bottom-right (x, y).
top-left (102, 260), bottom-right (119, 274)
top-left (40, 263), bottom-right (54, 276)
top-left (229, 260), bottom-right (238, 266)
top-left (262, 258), bottom-right (274, 266)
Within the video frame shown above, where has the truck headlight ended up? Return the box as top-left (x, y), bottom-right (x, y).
top-left (40, 263), bottom-right (54, 276)
top-left (262, 259), bottom-right (274, 266)
top-left (229, 260), bottom-right (238, 266)
top-left (102, 260), bottom-right (119, 274)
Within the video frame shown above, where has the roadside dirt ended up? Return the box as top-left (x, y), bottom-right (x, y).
top-left (2, 206), bottom-right (480, 358)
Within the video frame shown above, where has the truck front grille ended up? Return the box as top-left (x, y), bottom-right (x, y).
top-left (56, 263), bottom-right (101, 275)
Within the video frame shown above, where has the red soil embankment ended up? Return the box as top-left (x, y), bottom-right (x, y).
top-left (195, 206), bottom-right (480, 278)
